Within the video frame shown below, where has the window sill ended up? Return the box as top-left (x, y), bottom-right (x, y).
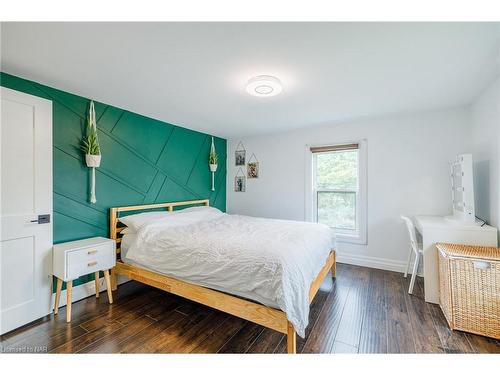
top-left (334, 232), bottom-right (367, 245)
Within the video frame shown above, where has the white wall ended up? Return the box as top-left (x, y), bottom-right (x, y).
top-left (471, 77), bottom-right (500, 237)
top-left (227, 107), bottom-right (471, 272)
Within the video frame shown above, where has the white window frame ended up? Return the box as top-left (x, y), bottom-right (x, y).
top-left (305, 139), bottom-right (367, 245)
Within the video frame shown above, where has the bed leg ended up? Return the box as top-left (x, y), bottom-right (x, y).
top-left (111, 268), bottom-right (117, 291)
top-left (287, 321), bottom-right (297, 354)
top-left (331, 250), bottom-right (337, 278)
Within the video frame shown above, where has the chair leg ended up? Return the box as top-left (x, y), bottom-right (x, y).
top-left (408, 252), bottom-right (420, 294)
top-left (404, 249), bottom-right (413, 278)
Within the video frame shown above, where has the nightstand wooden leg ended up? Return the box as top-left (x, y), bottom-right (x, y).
top-left (66, 280), bottom-right (73, 323)
top-left (54, 278), bottom-right (63, 314)
top-left (103, 269), bottom-right (113, 304)
top-left (95, 271), bottom-right (100, 298)
top-left (111, 268), bottom-right (117, 291)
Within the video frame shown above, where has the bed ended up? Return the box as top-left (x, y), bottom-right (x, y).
top-left (109, 199), bottom-right (336, 354)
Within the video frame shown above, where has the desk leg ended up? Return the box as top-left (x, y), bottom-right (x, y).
top-left (54, 278), bottom-right (63, 314)
top-left (66, 280), bottom-right (73, 323)
top-left (422, 237), bottom-right (440, 304)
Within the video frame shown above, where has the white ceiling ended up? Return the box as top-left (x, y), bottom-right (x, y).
top-left (1, 22), bottom-right (499, 138)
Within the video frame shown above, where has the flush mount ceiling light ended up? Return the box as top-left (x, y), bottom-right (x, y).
top-left (246, 75), bottom-right (282, 97)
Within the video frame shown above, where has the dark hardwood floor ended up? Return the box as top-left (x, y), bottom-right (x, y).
top-left (1, 263), bottom-right (499, 354)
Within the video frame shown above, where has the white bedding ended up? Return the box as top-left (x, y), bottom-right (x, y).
top-left (120, 232), bottom-right (136, 258)
top-left (123, 209), bottom-right (335, 337)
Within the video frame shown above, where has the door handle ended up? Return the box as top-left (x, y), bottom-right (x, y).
top-left (30, 214), bottom-right (51, 224)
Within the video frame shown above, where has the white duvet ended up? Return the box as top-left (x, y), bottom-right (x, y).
top-left (123, 208), bottom-right (335, 337)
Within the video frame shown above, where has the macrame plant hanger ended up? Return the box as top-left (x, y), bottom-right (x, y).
top-left (90, 161), bottom-right (97, 204)
top-left (85, 101), bottom-right (101, 204)
top-left (209, 136), bottom-right (218, 191)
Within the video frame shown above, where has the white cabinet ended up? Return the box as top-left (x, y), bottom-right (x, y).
top-left (52, 237), bottom-right (116, 322)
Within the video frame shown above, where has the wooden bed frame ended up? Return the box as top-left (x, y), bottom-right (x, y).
top-left (109, 199), bottom-right (336, 354)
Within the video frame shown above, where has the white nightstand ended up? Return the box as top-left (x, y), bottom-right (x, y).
top-left (53, 236), bottom-right (116, 322)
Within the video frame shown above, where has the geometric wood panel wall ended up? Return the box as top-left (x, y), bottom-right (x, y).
top-left (1, 72), bottom-right (227, 287)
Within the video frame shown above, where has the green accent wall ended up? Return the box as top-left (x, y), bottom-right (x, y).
top-left (1, 72), bottom-right (227, 289)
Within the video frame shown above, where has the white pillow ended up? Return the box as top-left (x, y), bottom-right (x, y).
top-left (118, 211), bottom-right (172, 232)
top-left (174, 206), bottom-right (222, 215)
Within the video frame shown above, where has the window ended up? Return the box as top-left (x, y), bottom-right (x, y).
top-left (306, 141), bottom-right (367, 244)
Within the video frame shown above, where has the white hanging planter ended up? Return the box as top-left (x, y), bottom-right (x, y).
top-left (81, 100), bottom-right (101, 204)
top-left (209, 137), bottom-right (218, 191)
top-left (85, 154), bottom-right (101, 168)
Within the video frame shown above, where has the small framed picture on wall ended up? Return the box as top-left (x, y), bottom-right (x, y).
top-left (247, 162), bottom-right (259, 179)
top-left (235, 176), bottom-right (246, 192)
top-left (235, 150), bottom-right (246, 166)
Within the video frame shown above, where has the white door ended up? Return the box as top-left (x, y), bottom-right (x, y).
top-left (1, 87), bottom-right (53, 334)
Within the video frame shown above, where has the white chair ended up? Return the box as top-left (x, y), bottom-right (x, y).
top-left (401, 215), bottom-right (423, 294)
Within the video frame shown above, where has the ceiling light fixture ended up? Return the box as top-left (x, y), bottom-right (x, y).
top-left (246, 75), bottom-right (282, 97)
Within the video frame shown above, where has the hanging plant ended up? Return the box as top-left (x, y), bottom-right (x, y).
top-left (81, 122), bottom-right (101, 167)
top-left (81, 101), bottom-right (101, 203)
top-left (209, 150), bottom-right (218, 172)
top-left (209, 137), bottom-right (218, 191)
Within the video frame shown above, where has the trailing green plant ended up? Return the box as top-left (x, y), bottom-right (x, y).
top-left (209, 151), bottom-right (218, 165)
top-left (81, 122), bottom-right (101, 155)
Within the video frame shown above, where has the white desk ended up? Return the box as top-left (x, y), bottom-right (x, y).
top-left (414, 216), bottom-right (498, 304)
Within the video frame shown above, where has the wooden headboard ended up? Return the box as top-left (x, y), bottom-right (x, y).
top-left (109, 199), bottom-right (210, 256)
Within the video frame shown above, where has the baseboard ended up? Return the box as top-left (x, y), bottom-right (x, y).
top-left (52, 275), bottom-right (128, 308)
top-left (336, 252), bottom-right (407, 273)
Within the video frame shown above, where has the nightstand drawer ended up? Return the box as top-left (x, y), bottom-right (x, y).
top-left (68, 244), bottom-right (110, 260)
top-left (66, 244), bottom-right (115, 280)
top-left (66, 252), bottom-right (114, 280)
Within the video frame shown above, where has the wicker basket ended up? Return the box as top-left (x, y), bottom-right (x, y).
top-left (437, 242), bottom-right (500, 339)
